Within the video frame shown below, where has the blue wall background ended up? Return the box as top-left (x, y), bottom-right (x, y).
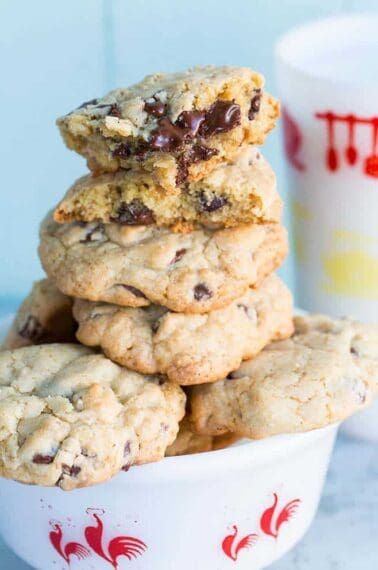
top-left (1, 0), bottom-right (377, 312)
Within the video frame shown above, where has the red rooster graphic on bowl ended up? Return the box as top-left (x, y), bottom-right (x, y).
top-left (84, 509), bottom-right (147, 568)
top-left (222, 525), bottom-right (258, 561)
top-left (260, 493), bottom-right (301, 539)
top-left (49, 521), bottom-right (90, 566)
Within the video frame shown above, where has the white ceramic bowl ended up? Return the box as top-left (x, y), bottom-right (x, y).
top-left (0, 315), bottom-right (338, 569)
top-left (0, 425), bottom-right (338, 570)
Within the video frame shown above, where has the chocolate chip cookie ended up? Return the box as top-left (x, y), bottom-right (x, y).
top-left (0, 344), bottom-right (185, 490)
top-left (2, 279), bottom-right (76, 350)
top-left (73, 274), bottom-right (293, 384)
top-left (57, 66), bottom-right (279, 190)
top-left (165, 417), bottom-right (239, 456)
top-left (54, 146), bottom-right (281, 230)
top-left (39, 213), bottom-right (287, 313)
top-left (190, 315), bottom-right (374, 438)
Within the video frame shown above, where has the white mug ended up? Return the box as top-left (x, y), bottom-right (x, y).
top-left (275, 14), bottom-right (378, 439)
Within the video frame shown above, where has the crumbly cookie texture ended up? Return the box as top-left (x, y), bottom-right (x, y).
top-left (190, 315), bottom-right (374, 438)
top-left (165, 417), bottom-right (239, 456)
top-left (0, 344), bottom-right (185, 490)
top-left (57, 66), bottom-right (279, 190)
top-left (73, 274), bottom-right (293, 385)
top-left (39, 213), bottom-right (287, 313)
top-left (54, 146), bottom-right (282, 230)
top-left (2, 279), bottom-right (76, 350)
top-left (293, 314), bottom-right (378, 394)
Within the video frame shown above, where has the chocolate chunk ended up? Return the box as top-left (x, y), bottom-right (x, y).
top-left (350, 346), bottom-right (359, 355)
top-left (108, 103), bottom-right (122, 118)
top-left (188, 144), bottom-right (218, 164)
top-left (111, 200), bottom-right (155, 225)
top-left (199, 100), bottom-right (241, 138)
top-left (197, 191), bottom-right (228, 213)
top-left (176, 110), bottom-right (206, 136)
top-left (62, 464), bottom-right (81, 477)
top-left (175, 157), bottom-right (189, 185)
top-left (248, 89), bottom-right (262, 121)
top-left (170, 248), bottom-right (187, 264)
top-left (33, 454), bottom-right (55, 465)
top-left (121, 285), bottom-right (147, 299)
top-left (144, 100), bottom-right (166, 117)
top-left (149, 118), bottom-right (190, 152)
top-left (237, 303), bottom-right (257, 322)
top-left (19, 315), bottom-right (44, 342)
top-left (77, 98), bottom-right (98, 110)
top-left (226, 372), bottom-right (238, 380)
top-left (113, 143), bottom-right (131, 158)
top-left (193, 284), bottom-right (213, 301)
top-left (122, 441), bottom-right (132, 471)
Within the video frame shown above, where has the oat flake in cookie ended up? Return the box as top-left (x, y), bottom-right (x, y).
top-left (190, 314), bottom-right (374, 439)
top-left (2, 279), bottom-right (76, 350)
top-left (0, 344), bottom-right (185, 490)
top-left (39, 212), bottom-right (288, 313)
top-left (73, 274), bottom-right (293, 385)
top-left (54, 146), bottom-right (282, 230)
top-left (57, 66), bottom-right (279, 190)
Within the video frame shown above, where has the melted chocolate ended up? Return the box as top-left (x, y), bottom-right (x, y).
top-left (111, 200), bottom-right (155, 225)
top-left (248, 89), bottom-right (262, 121)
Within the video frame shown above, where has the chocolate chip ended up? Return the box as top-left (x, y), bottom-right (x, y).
top-left (175, 110), bottom-right (206, 136)
top-left (350, 346), bottom-right (359, 356)
top-left (193, 284), bottom-right (212, 301)
top-left (170, 248), bottom-right (187, 264)
top-left (62, 464), bottom-right (81, 477)
top-left (199, 100), bottom-right (241, 138)
top-left (237, 303), bottom-right (257, 322)
top-left (121, 441), bottom-right (132, 471)
top-left (144, 100), bottom-right (166, 117)
top-left (188, 144), bottom-right (218, 164)
top-left (108, 103), bottom-right (122, 118)
top-left (33, 454), bottom-right (54, 465)
top-left (77, 98), bottom-right (98, 110)
top-left (113, 143), bottom-right (131, 158)
top-left (226, 372), bottom-right (238, 380)
top-left (19, 316), bottom-right (44, 342)
top-left (197, 191), bottom-right (228, 213)
top-left (248, 89), bottom-right (262, 121)
top-left (149, 118), bottom-right (190, 152)
top-left (111, 200), bottom-right (155, 225)
top-left (121, 285), bottom-right (147, 299)
top-left (175, 158), bottom-right (189, 185)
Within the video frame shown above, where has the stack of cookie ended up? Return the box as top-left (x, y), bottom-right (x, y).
top-left (1, 66), bottom-right (376, 491)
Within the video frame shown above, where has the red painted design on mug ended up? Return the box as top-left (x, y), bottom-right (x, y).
top-left (84, 509), bottom-right (147, 568)
top-left (260, 493), bottom-right (301, 539)
top-left (282, 107), bottom-right (306, 171)
top-left (315, 112), bottom-right (378, 178)
top-left (222, 525), bottom-right (258, 562)
top-left (49, 521), bottom-right (90, 566)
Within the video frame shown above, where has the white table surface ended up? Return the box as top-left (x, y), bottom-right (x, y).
top-left (0, 314), bottom-right (377, 569)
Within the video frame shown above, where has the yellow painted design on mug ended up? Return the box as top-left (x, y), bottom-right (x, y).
top-left (322, 228), bottom-right (378, 298)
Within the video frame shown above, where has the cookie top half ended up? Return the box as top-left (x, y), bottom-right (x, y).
top-left (57, 66), bottom-right (279, 190)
